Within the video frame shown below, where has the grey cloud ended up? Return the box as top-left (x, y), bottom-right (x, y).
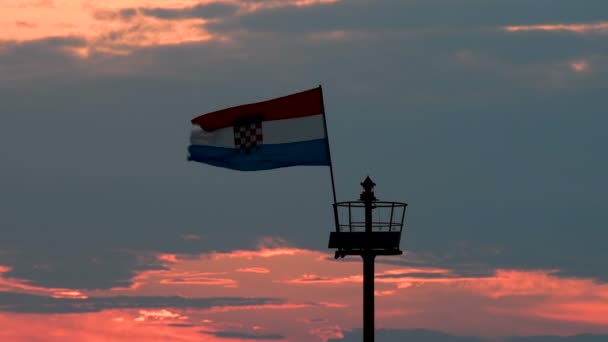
top-left (15, 21), bottom-right (37, 28)
top-left (376, 272), bottom-right (458, 279)
top-left (167, 323), bottom-right (197, 327)
top-left (0, 36), bottom-right (85, 81)
top-left (305, 317), bottom-right (328, 323)
top-left (291, 275), bottom-right (331, 282)
top-left (375, 256), bottom-right (497, 279)
top-left (331, 329), bottom-right (608, 342)
top-left (93, 8), bottom-right (137, 21)
top-left (92, 2), bottom-right (235, 23)
top-left (208, 0), bottom-right (608, 34)
top-left (119, 8), bottom-right (138, 20)
top-left (1, 0), bottom-right (607, 290)
top-left (507, 336), bottom-right (608, 342)
top-left (0, 292), bottom-right (284, 313)
top-left (0, 36), bottom-right (85, 56)
top-left (202, 330), bottom-right (285, 340)
top-left (330, 329), bottom-right (481, 342)
top-left (2, 248), bottom-right (165, 290)
top-left (141, 2), bottom-right (239, 20)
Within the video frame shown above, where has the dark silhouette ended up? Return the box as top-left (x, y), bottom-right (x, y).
top-left (328, 177), bottom-right (408, 342)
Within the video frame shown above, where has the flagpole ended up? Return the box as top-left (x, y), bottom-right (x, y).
top-left (319, 85), bottom-right (339, 228)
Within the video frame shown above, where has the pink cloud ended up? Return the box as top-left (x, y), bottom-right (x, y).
top-left (158, 253), bottom-right (178, 263)
top-left (52, 291), bottom-right (88, 299)
top-left (212, 247), bottom-right (305, 260)
top-left (0, 264), bottom-right (91, 298)
top-left (571, 60), bottom-right (590, 72)
top-left (135, 309), bottom-right (186, 321)
top-left (158, 271), bottom-right (238, 287)
top-left (531, 301), bottom-right (608, 326)
top-left (3, 246), bottom-right (608, 340)
top-left (505, 22), bottom-right (608, 34)
top-left (235, 267), bottom-right (271, 274)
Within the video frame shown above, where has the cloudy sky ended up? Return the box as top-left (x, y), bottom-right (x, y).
top-left (1, 0), bottom-right (608, 341)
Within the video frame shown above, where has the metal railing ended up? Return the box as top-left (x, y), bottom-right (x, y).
top-left (333, 201), bottom-right (407, 233)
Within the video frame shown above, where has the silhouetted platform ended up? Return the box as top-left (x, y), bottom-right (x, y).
top-left (328, 232), bottom-right (402, 254)
top-left (328, 190), bottom-right (407, 258)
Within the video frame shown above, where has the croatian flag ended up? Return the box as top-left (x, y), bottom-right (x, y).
top-left (188, 87), bottom-right (331, 171)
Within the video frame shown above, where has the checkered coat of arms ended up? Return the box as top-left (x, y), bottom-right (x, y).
top-left (233, 115), bottom-right (263, 154)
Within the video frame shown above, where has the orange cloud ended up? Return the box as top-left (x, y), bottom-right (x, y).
top-left (0, 0), bottom-right (342, 57)
top-left (16, 0), bottom-right (54, 8)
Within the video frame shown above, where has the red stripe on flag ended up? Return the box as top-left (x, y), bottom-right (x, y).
top-left (191, 87), bottom-right (323, 131)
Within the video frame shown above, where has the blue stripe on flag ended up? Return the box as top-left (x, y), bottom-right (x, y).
top-left (188, 139), bottom-right (330, 171)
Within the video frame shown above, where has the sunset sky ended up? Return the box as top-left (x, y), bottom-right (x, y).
top-left (1, 0), bottom-right (608, 341)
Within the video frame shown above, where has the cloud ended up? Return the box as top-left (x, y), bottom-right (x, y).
top-left (206, 0), bottom-right (608, 34)
top-left (1, 0), bottom-right (608, 301)
top-left (507, 335), bottom-right (608, 342)
top-left (140, 3), bottom-right (239, 20)
top-left (332, 329), bottom-right (481, 342)
top-left (167, 323), bottom-right (197, 327)
top-left (0, 0), bottom-right (345, 56)
top-left (1, 1), bottom-right (608, 341)
top-left (213, 247), bottom-right (304, 259)
top-left (1, 248), bottom-right (165, 290)
top-left (0, 292), bottom-right (283, 314)
top-left (202, 330), bottom-right (285, 340)
top-left (158, 271), bottom-right (238, 287)
top-left (14, 20), bottom-right (37, 28)
top-left (505, 22), bottom-right (608, 34)
top-left (1, 27), bottom-right (607, 286)
top-left (16, 0), bottom-right (54, 8)
top-left (0, 36), bottom-right (88, 80)
top-left (570, 60), bottom-right (590, 72)
top-left (331, 329), bottom-right (608, 342)
top-left (92, 8), bottom-right (138, 22)
top-left (375, 268), bottom-right (456, 279)
top-left (236, 267), bottom-right (271, 273)
top-left (1, 247), bottom-right (608, 339)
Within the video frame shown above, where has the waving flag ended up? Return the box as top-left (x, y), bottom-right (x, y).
top-left (188, 87), bottom-right (332, 171)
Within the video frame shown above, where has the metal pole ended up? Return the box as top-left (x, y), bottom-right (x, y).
top-left (319, 85), bottom-right (341, 235)
top-left (363, 252), bottom-right (375, 342)
top-left (319, 85), bottom-right (338, 206)
top-left (362, 177), bottom-right (375, 342)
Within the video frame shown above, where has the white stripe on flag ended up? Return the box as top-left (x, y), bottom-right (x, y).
top-left (190, 114), bottom-right (326, 148)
